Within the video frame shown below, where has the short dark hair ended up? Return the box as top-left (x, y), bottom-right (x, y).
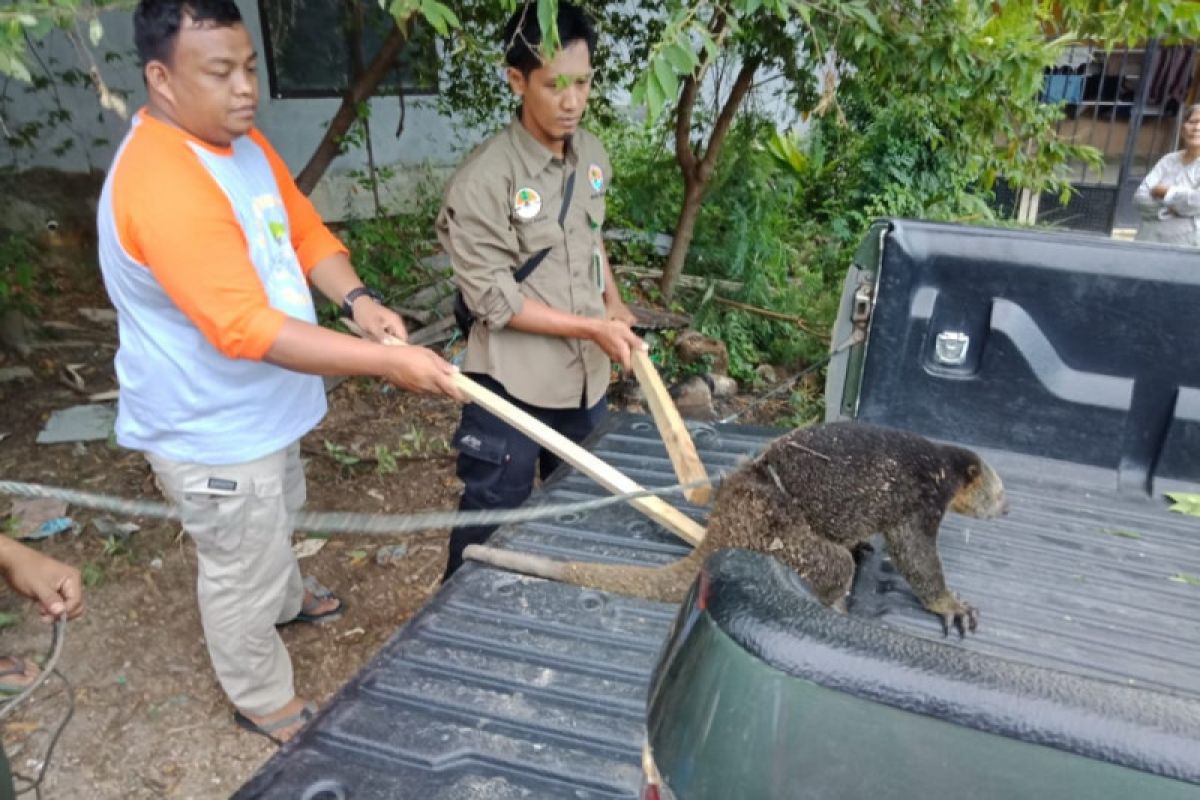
top-left (502, 1), bottom-right (597, 75)
top-left (134, 0), bottom-right (243, 66)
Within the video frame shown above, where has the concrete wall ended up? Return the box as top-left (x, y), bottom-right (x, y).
top-left (0, 1), bottom-right (489, 220)
top-left (0, 2), bottom-right (806, 221)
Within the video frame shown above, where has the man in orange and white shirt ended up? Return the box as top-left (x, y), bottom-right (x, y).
top-left (98, 0), bottom-right (463, 744)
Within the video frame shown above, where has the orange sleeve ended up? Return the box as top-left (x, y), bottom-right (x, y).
top-left (250, 129), bottom-right (348, 274)
top-left (113, 137), bottom-right (287, 361)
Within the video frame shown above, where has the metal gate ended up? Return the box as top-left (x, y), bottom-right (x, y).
top-left (997, 40), bottom-right (1199, 235)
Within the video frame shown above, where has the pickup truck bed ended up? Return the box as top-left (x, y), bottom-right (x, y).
top-left (644, 220), bottom-right (1200, 798)
top-left (852, 443), bottom-right (1200, 697)
top-left (234, 415), bottom-right (778, 799)
top-left (238, 220), bottom-right (1200, 798)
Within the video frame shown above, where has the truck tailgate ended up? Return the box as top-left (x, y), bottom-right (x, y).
top-left (234, 415), bottom-right (778, 799)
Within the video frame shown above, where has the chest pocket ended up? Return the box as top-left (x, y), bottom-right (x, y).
top-left (514, 218), bottom-right (562, 259)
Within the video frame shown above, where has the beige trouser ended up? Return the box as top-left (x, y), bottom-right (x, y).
top-left (147, 442), bottom-right (306, 717)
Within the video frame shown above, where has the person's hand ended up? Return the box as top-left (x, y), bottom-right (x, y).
top-left (606, 297), bottom-right (638, 327)
top-left (353, 297), bottom-right (408, 343)
top-left (590, 319), bottom-right (646, 370)
top-left (1151, 183), bottom-right (1171, 200)
top-left (0, 544), bottom-right (83, 622)
top-left (380, 344), bottom-right (466, 402)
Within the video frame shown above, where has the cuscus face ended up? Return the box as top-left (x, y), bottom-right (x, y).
top-left (950, 459), bottom-right (1008, 519)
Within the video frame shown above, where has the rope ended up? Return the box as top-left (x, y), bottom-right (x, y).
top-left (0, 618), bottom-right (73, 800)
top-left (0, 478), bottom-right (715, 536)
top-left (0, 618), bottom-right (64, 723)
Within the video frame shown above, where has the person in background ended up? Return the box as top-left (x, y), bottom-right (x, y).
top-left (1134, 103), bottom-right (1200, 246)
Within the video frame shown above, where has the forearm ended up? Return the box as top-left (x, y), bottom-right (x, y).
top-left (1165, 186), bottom-right (1200, 216)
top-left (506, 298), bottom-right (602, 340)
top-left (601, 244), bottom-right (622, 306)
top-left (307, 252), bottom-right (364, 307)
top-left (1133, 178), bottom-right (1158, 209)
top-left (0, 536), bottom-right (27, 575)
top-left (264, 318), bottom-right (393, 376)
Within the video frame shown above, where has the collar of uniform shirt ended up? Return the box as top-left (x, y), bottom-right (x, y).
top-left (508, 112), bottom-right (579, 175)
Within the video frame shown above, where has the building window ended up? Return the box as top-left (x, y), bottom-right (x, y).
top-left (257, 0), bottom-right (438, 99)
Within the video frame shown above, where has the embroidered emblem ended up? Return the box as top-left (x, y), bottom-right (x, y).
top-left (588, 164), bottom-right (604, 192)
top-left (514, 187), bottom-right (542, 220)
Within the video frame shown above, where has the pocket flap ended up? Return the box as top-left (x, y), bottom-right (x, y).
top-left (452, 426), bottom-right (508, 466)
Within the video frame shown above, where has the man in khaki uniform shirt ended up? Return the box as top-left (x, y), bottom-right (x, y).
top-left (437, 1), bottom-right (643, 578)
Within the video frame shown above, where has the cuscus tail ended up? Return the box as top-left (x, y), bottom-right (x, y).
top-left (464, 544), bottom-right (703, 603)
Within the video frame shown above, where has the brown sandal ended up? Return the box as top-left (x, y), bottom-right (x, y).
top-left (233, 701), bottom-right (317, 746)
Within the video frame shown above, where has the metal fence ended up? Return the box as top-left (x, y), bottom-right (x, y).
top-left (1007, 40), bottom-right (1198, 234)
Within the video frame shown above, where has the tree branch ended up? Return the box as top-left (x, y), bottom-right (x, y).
top-left (697, 58), bottom-right (759, 183)
top-left (674, 8), bottom-right (729, 180)
top-left (674, 73), bottom-right (700, 177)
top-left (294, 19), bottom-right (411, 195)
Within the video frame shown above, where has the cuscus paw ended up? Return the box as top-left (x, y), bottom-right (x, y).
top-left (926, 592), bottom-right (978, 638)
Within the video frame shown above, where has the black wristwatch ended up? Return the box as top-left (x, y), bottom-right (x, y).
top-left (341, 286), bottom-right (383, 320)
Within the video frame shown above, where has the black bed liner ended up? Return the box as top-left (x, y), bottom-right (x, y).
top-left (233, 415), bottom-right (777, 799)
top-left (852, 444), bottom-right (1200, 700)
top-left (237, 407), bottom-right (1199, 798)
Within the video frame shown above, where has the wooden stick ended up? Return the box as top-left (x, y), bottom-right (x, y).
top-left (630, 349), bottom-right (713, 505)
top-left (712, 296), bottom-right (824, 337)
top-left (451, 372), bottom-right (705, 546)
top-left (346, 321), bottom-right (706, 546)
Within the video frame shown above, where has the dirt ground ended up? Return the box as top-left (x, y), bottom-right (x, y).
top-left (0, 256), bottom-right (473, 797)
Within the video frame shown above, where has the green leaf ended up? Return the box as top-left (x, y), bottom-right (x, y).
top-left (1168, 573), bottom-right (1200, 587)
top-left (629, 77), bottom-right (646, 109)
top-left (653, 54), bottom-right (678, 101)
top-left (537, 0), bottom-right (559, 57)
top-left (1166, 492), bottom-right (1200, 517)
top-left (645, 71), bottom-right (666, 121)
top-left (1102, 528), bottom-right (1141, 540)
top-left (0, 612), bottom-right (17, 629)
top-left (419, 0), bottom-right (459, 36)
top-left (664, 42), bottom-right (696, 76)
top-left (88, 17), bottom-right (102, 47)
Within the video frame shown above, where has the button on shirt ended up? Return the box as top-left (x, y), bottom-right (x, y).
top-left (437, 117), bottom-right (612, 409)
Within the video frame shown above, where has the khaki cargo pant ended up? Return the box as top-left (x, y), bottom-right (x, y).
top-left (147, 442), bottom-right (306, 717)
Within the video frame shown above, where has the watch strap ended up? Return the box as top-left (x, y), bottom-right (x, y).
top-left (341, 286), bottom-right (382, 319)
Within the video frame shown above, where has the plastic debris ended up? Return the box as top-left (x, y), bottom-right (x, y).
top-left (375, 543), bottom-right (409, 566)
top-left (24, 516), bottom-right (79, 540)
top-left (36, 404), bottom-right (116, 444)
top-left (91, 516), bottom-right (140, 540)
top-left (9, 497), bottom-right (74, 539)
top-left (293, 538), bottom-right (328, 559)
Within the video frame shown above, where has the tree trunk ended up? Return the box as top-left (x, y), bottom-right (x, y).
top-left (662, 179), bottom-right (705, 303)
top-left (660, 58), bottom-right (760, 301)
top-left (294, 20), bottom-right (411, 196)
